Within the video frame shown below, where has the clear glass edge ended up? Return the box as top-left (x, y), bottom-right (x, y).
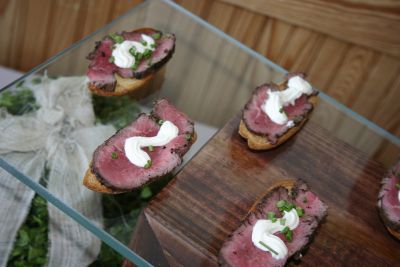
top-left (162, 0), bottom-right (400, 146)
top-left (0, 157), bottom-right (152, 267)
top-left (0, 0), bottom-right (398, 263)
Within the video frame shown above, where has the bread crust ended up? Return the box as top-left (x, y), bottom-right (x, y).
top-left (83, 132), bottom-right (197, 194)
top-left (239, 95), bottom-right (318, 150)
top-left (88, 73), bottom-right (154, 97)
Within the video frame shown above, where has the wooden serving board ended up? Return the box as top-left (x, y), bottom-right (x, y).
top-left (127, 115), bottom-right (400, 267)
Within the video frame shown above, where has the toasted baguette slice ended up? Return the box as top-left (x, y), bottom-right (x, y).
top-left (88, 72), bottom-right (154, 97)
top-left (83, 132), bottom-right (197, 194)
top-left (239, 95), bottom-right (317, 150)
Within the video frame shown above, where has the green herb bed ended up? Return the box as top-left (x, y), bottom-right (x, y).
top-left (2, 84), bottom-right (170, 266)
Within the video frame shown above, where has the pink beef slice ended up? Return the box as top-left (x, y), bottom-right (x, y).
top-left (242, 74), bottom-right (317, 144)
top-left (86, 28), bottom-right (175, 91)
top-left (91, 99), bottom-right (194, 190)
top-left (219, 180), bottom-right (327, 267)
top-left (377, 160), bottom-right (400, 233)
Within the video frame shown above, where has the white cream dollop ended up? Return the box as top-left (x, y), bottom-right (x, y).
top-left (251, 209), bottom-right (300, 260)
top-left (112, 34), bottom-right (156, 68)
top-left (262, 76), bottom-right (313, 125)
top-left (124, 121), bottom-right (179, 167)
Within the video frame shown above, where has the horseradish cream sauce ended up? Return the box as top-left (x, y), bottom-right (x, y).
top-left (112, 34), bottom-right (156, 68)
top-left (124, 121), bottom-right (178, 168)
top-left (252, 209), bottom-right (300, 260)
top-left (262, 76), bottom-right (313, 125)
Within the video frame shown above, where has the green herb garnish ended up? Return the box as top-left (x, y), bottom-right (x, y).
top-left (31, 77), bottom-right (41, 84)
top-left (129, 46), bottom-right (136, 56)
top-left (185, 134), bottom-right (192, 141)
top-left (148, 145), bottom-right (154, 152)
top-left (140, 186), bottom-right (152, 199)
top-left (280, 226), bottom-right (293, 241)
top-left (295, 206), bottom-right (304, 217)
top-left (111, 152), bottom-right (118, 159)
top-left (158, 119), bottom-right (164, 125)
top-left (143, 49), bottom-right (152, 59)
top-left (150, 43), bottom-right (156, 49)
top-left (144, 160), bottom-right (152, 169)
top-left (141, 40), bottom-right (147, 46)
top-left (276, 200), bottom-right (295, 212)
top-left (109, 33), bottom-right (124, 44)
top-left (279, 218), bottom-right (286, 226)
top-left (396, 183), bottom-right (400, 190)
top-left (259, 241), bottom-right (278, 255)
top-left (109, 56), bottom-right (115, 63)
top-left (152, 32), bottom-right (161, 40)
top-left (279, 107), bottom-right (284, 113)
top-left (267, 212), bottom-right (276, 222)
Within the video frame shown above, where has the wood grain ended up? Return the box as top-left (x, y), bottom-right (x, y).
top-left (1, 0), bottom-right (399, 136)
top-left (130, 114), bottom-right (399, 266)
top-left (221, 0), bottom-right (400, 58)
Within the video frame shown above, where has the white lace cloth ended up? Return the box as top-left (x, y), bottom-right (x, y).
top-left (0, 76), bottom-right (115, 267)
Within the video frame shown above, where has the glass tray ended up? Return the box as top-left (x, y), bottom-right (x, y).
top-left (1, 0), bottom-right (399, 266)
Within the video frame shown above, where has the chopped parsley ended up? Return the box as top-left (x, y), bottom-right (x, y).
top-left (276, 200), bottom-right (295, 212)
top-left (31, 77), bottom-right (42, 84)
top-left (267, 212), bottom-right (277, 222)
top-left (141, 40), bottom-right (147, 46)
top-left (111, 152), bottom-right (118, 159)
top-left (279, 218), bottom-right (286, 226)
top-left (185, 134), bottom-right (192, 141)
top-left (280, 226), bottom-right (293, 242)
top-left (158, 119), bottom-right (164, 125)
top-left (295, 206), bottom-right (304, 217)
top-left (144, 160), bottom-right (152, 169)
top-left (109, 56), bottom-right (115, 63)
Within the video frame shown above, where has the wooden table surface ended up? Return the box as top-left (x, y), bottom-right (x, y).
top-left (127, 115), bottom-right (399, 267)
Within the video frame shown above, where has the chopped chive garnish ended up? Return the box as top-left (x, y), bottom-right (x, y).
top-left (259, 241), bottom-right (278, 255)
top-left (150, 43), bottom-right (156, 49)
top-left (109, 33), bottom-right (124, 44)
top-left (131, 61), bottom-right (139, 71)
top-left (136, 53), bottom-right (143, 61)
top-left (281, 226), bottom-right (290, 234)
top-left (279, 218), bottom-right (286, 226)
top-left (111, 152), bottom-right (118, 159)
top-left (152, 32), bottom-right (161, 40)
top-left (141, 40), bottom-right (147, 46)
top-left (296, 206), bottom-right (304, 217)
top-left (276, 200), bottom-right (286, 209)
top-left (285, 229), bottom-right (293, 242)
top-left (129, 47), bottom-right (136, 56)
top-left (148, 145), bottom-right (154, 152)
top-left (144, 160), bottom-right (152, 169)
top-left (267, 212), bottom-right (276, 221)
top-left (31, 77), bottom-right (41, 84)
top-left (158, 119), bottom-right (164, 125)
top-left (396, 183), bottom-right (400, 190)
top-left (109, 56), bottom-right (115, 63)
top-left (185, 134), bottom-right (192, 141)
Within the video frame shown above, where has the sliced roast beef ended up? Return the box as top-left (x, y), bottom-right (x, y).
top-left (87, 28), bottom-right (175, 91)
top-left (219, 180), bottom-right (327, 267)
top-left (377, 160), bottom-right (400, 234)
top-left (91, 99), bottom-right (194, 190)
top-left (242, 74), bottom-right (317, 144)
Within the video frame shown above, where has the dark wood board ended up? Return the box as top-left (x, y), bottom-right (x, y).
top-left (128, 115), bottom-right (400, 267)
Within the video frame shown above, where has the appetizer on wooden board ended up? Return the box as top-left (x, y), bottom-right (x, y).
top-left (83, 99), bottom-right (196, 194)
top-left (86, 28), bottom-right (175, 96)
top-left (219, 180), bottom-right (327, 267)
top-left (239, 73), bottom-right (318, 150)
top-left (378, 160), bottom-right (400, 240)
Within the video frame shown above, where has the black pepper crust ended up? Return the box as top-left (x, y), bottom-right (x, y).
top-left (91, 99), bottom-right (195, 191)
top-left (241, 73), bottom-right (318, 144)
top-left (218, 180), bottom-right (328, 267)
